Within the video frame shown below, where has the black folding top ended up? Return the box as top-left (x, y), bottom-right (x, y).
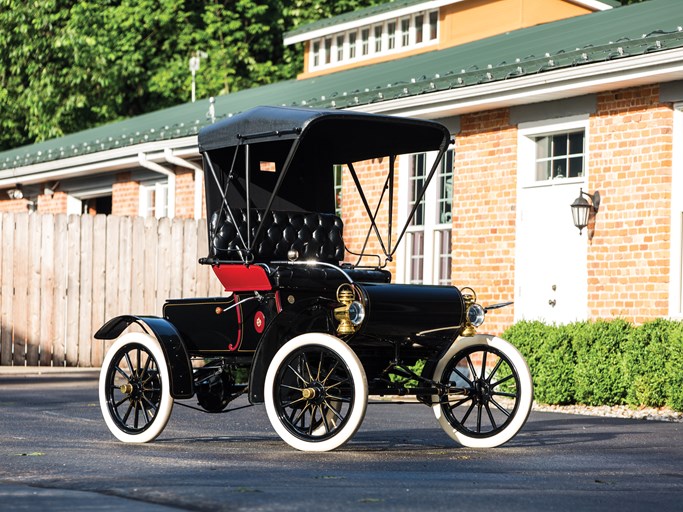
top-left (198, 106), bottom-right (451, 163)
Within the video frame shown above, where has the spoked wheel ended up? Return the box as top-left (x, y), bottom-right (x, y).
top-left (99, 332), bottom-right (173, 443)
top-left (431, 334), bottom-right (533, 448)
top-left (264, 333), bottom-right (368, 452)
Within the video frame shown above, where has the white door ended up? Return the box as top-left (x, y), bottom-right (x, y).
top-left (515, 182), bottom-right (587, 324)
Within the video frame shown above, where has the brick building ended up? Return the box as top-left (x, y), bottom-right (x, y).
top-left (1, 0), bottom-right (682, 333)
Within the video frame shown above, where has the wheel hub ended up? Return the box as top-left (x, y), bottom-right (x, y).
top-left (473, 379), bottom-right (491, 403)
top-left (302, 382), bottom-right (326, 405)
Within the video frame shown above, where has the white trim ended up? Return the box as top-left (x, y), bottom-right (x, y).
top-left (137, 153), bottom-right (175, 218)
top-left (72, 187), bottom-right (112, 200)
top-left (670, 103), bottom-right (683, 318)
top-left (518, 114), bottom-right (589, 187)
top-left (0, 136), bottom-right (198, 188)
top-left (567, 0), bottom-right (614, 11)
top-left (307, 10), bottom-right (439, 72)
top-left (353, 47), bottom-right (683, 119)
top-left (285, 0), bottom-right (455, 45)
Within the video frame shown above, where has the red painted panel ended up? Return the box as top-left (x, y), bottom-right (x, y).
top-left (212, 265), bottom-right (272, 292)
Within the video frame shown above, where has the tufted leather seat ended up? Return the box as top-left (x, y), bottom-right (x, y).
top-left (211, 209), bottom-right (345, 264)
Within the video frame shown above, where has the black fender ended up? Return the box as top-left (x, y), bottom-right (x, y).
top-left (248, 297), bottom-right (337, 403)
top-left (95, 315), bottom-right (194, 399)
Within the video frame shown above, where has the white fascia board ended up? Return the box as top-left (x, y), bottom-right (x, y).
top-left (284, 0), bottom-right (458, 46)
top-left (0, 136), bottom-right (199, 188)
top-left (353, 47), bottom-right (683, 119)
top-left (567, 0), bottom-right (614, 11)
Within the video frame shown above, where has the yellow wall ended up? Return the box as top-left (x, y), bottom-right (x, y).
top-left (439, 0), bottom-right (592, 49)
top-left (298, 0), bottom-right (594, 79)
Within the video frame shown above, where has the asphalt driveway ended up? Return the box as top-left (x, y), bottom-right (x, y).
top-left (1, 369), bottom-right (682, 511)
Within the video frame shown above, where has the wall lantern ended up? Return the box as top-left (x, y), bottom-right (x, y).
top-left (570, 188), bottom-right (600, 235)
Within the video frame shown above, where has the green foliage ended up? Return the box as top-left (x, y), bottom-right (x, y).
top-left (504, 321), bottom-right (576, 405)
top-left (0, 0), bottom-right (382, 151)
top-left (623, 319), bottom-right (671, 407)
top-left (572, 319), bottom-right (630, 406)
top-left (663, 322), bottom-right (683, 411)
top-left (503, 318), bottom-right (683, 411)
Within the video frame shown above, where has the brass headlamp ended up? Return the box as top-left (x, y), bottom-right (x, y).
top-left (461, 287), bottom-right (485, 337)
top-left (334, 284), bottom-right (365, 336)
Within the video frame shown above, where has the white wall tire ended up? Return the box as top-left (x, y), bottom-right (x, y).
top-left (264, 333), bottom-right (368, 452)
top-left (431, 334), bottom-right (533, 448)
top-left (99, 332), bottom-right (174, 443)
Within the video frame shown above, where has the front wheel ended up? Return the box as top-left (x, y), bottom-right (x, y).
top-left (264, 333), bottom-right (368, 452)
top-left (431, 334), bottom-right (533, 448)
top-left (99, 332), bottom-right (174, 443)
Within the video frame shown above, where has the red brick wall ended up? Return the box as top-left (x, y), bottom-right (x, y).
top-left (0, 197), bottom-right (30, 213)
top-left (174, 169), bottom-right (196, 219)
top-left (453, 109), bottom-right (517, 335)
top-left (588, 85), bottom-right (673, 322)
top-left (111, 173), bottom-right (140, 216)
top-left (340, 158), bottom-right (398, 277)
top-left (37, 191), bottom-right (68, 214)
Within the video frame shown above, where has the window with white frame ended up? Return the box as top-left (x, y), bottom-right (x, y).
top-left (387, 21), bottom-right (396, 50)
top-left (312, 40), bottom-right (320, 67)
top-left (324, 37), bottom-right (332, 64)
top-left (429, 10), bottom-right (438, 39)
top-left (361, 28), bottom-right (370, 56)
top-left (400, 18), bottom-right (410, 47)
top-left (140, 180), bottom-right (169, 218)
top-left (534, 131), bottom-right (585, 181)
top-left (308, 9), bottom-right (439, 71)
top-left (415, 14), bottom-right (424, 44)
top-left (336, 34), bottom-right (344, 62)
top-left (518, 116), bottom-right (589, 186)
top-left (401, 149), bottom-right (454, 285)
top-left (349, 31), bottom-right (357, 59)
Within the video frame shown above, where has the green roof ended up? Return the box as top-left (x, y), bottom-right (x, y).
top-left (2, 0), bottom-right (681, 171)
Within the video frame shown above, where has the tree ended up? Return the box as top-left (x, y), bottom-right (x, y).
top-left (0, 0), bottom-right (383, 151)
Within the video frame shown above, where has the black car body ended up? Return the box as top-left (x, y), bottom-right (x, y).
top-left (95, 106), bottom-right (533, 451)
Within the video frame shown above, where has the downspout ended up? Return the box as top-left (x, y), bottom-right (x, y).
top-left (138, 152), bottom-right (176, 218)
top-left (163, 148), bottom-right (204, 220)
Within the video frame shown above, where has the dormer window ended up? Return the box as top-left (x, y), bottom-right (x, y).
top-left (361, 28), bottom-right (370, 56)
top-left (307, 9), bottom-right (439, 71)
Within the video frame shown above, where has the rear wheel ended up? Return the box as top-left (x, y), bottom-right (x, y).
top-left (99, 332), bottom-right (173, 443)
top-left (264, 333), bottom-right (368, 451)
top-left (431, 335), bottom-right (533, 448)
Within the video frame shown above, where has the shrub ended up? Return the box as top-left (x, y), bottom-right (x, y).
top-left (503, 321), bottom-right (576, 405)
top-left (623, 319), bottom-right (671, 407)
top-left (665, 322), bottom-right (683, 411)
top-left (503, 318), bottom-right (683, 411)
top-left (572, 319), bottom-right (631, 406)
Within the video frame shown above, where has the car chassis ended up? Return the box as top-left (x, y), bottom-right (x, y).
top-left (95, 106), bottom-right (533, 451)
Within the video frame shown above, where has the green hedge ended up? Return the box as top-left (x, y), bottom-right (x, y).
top-left (503, 319), bottom-right (683, 411)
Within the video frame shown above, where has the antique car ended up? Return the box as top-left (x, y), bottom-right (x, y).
top-left (95, 106), bottom-right (533, 452)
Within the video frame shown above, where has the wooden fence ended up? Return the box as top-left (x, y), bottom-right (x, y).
top-left (0, 213), bottom-right (225, 367)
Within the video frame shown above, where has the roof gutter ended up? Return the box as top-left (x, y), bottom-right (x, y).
top-left (138, 152), bottom-right (176, 218)
top-left (0, 136), bottom-right (199, 190)
top-left (353, 46), bottom-right (683, 119)
top-left (163, 148), bottom-right (204, 220)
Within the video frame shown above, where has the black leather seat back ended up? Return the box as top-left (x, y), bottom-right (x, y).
top-left (211, 209), bottom-right (344, 264)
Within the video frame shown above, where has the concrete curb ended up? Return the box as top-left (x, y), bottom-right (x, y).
top-left (0, 366), bottom-right (100, 376)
